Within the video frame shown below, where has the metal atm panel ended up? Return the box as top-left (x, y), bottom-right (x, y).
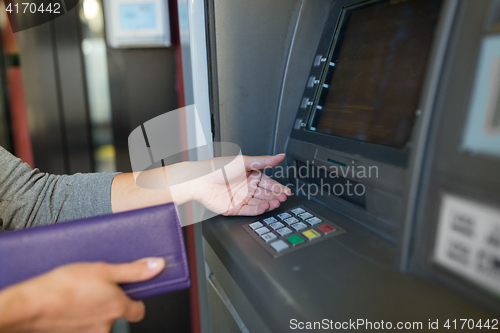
top-left (202, 0), bottom-right (500, 331)
top-left (409, 0), bottom-right (500, 315)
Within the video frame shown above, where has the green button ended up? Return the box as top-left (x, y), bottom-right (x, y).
top-left (287, 234), bottom-right (304, 246)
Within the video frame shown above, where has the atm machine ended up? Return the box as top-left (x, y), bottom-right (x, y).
top-left (195, 0), bottom-right (500, 331)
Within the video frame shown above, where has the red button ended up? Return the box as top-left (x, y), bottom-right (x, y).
top-left (318, 224), bottom-right (337, 234)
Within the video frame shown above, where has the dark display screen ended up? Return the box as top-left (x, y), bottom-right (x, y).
top-left (309, 0), bottom-right (443, 149)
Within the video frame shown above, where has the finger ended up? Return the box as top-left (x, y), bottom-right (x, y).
top-left (265, 199), bottom-right (281, 212)
top-left (253, 187), bottom-right (288, 202)
top-left (246, 198), bottom-right (263, 206)
top-left (245, 196), bottom-right (284, 208)
top-left (105, 258), bottom-right (165, 283)
top-left (122, 300), bottom-right (146, 323)
top-left (237, 201), bottom-right (270, 215)
top-left (236, 199), bottom-right (283, 216)
top-left (257, 174), bottom-right (292, 195)
top-left (244, 154), bottom-right (286, 171)
top-left (246, 171), bottom-right (291, 197)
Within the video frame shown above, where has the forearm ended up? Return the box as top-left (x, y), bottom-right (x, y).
top-left (110, 162), bottom-right (195, 213)
top-left (0, 146), bottom-right (117, 230)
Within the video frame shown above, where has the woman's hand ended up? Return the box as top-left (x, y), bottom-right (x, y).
top-left (112, 153), bottom-right (291, 216)
top-left (0, 258), bottom-right (165, 333)
top-left (169, 154), bottom-right (292, 216)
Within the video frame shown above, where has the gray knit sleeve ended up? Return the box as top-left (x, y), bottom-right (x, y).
top-left (0, 146), bottom-right (120, 230)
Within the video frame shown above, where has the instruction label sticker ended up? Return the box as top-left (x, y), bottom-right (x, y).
top-left (462, 34), bottom-right (500, 157)
top-left (434, 194), bottom-right (500, 295)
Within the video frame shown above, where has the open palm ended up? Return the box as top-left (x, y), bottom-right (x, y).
top-left (190, 154), bottom-right (291, 216)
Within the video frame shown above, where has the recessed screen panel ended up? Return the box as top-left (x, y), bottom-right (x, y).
top-left (309, 0), bottom-right (443, 149)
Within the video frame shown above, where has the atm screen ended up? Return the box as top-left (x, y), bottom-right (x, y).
top-left (308, 0), bottom-right (443, 149)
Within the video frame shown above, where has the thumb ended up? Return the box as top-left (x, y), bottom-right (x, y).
top-left (104, 257), bottom-right (165, 283)
top-left (244, 154), bottom-right (286, 171)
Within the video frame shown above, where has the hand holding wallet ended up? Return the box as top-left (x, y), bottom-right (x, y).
top-left (0, 203), bottom-right (191, 300)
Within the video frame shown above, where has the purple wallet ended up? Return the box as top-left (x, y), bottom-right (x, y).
top-left (0, 203), bottom-right (191, 300)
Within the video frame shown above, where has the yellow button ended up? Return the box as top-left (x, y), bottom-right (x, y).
top-left (302, 229), bottom-right (321, 240)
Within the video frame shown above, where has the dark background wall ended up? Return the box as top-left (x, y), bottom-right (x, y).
top-left (107, 47), bottom-right (178, 172)
top-left (16, 3), bottom-right (190, 333)
top-left (17, 8), bottom-right (93, 174)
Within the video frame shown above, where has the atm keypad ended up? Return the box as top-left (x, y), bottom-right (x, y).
top-left (317, 224), bottom-right (337, 235)
top-left (306, 217), bottom-right (322, 226)
top-left (249, 221), bottom-right (264, 230)
top-left (254, 226), bottom-right (270, 236)
top-left (276, 227), bottom-right (292, 236)
top-left (270, 240), bottom-right (289, 253)
top-left (269, 222), bottom-right (285, 230)
top-left (261, 233), bottom-right (277, 243)
top-left (298, 212), bottom-right (313, 220)
top-left (302, 229), bottom-right (321, 241)
top-left (242, 206), bottom-right (346, 258)
top-left (277, 212), bottom-right (292, 220)
top-left (287, 234), bottom-right (305, 246)
top-left (263, 217), bottom-right (278, 224)
top-left (284, 217), bottom-right (299, 225)
top-left (291, 222), bottom-right (308, 231)
top-left (291, 207), bottom-right (305, 215)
